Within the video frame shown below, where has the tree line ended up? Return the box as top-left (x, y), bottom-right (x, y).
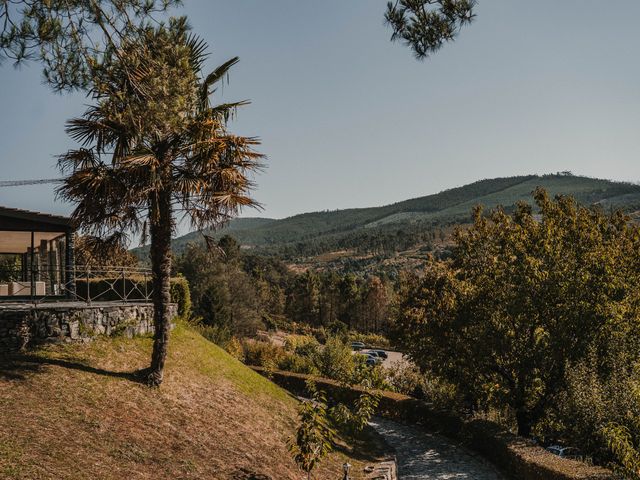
top-left (175, 235), bottom-right (398, 343)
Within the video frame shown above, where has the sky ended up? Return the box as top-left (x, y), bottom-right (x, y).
top-left (1, 0), bottom-right (640, 224)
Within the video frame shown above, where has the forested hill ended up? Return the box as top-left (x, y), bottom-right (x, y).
top-left (161, 173), bottom-right (640, 259)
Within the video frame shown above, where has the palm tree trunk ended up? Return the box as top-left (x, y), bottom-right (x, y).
top-left (146, 187), bottom-right (173, 387)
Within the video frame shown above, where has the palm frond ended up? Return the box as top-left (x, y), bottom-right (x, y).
top-left (198, 56), bottom-right (240, 110)
top-left (186, 33), bottom-right (210, 75)
top-left (57, 148), bottom-right (101, 173)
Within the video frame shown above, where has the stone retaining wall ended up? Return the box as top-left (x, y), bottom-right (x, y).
top-left (0, 302), bottom-right (177, 353)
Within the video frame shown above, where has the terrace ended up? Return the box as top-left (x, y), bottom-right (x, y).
top-left (0, 206), bottom-right (165, 353)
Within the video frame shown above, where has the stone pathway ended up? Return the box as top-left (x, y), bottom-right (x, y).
top-left (369, 417), bottom-right (505, 480)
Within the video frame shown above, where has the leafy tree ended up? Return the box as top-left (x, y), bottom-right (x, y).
top-left (176, 241), bottom-right (264, 338)
top-left (396, 189), bottom-right (640, 435)
top-left (57, 23), bottom-right (262, 386)
top-left (289, 382), bottom-right (335, 480)
top-left (0, 0), bottom-right (180, 91)
top-left (603, 424), bottom-right (640, 479)
top-left (385, 0), bottom-right (476, 59)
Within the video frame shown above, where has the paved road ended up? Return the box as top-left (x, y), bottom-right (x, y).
top-left (370, 417), bottom-right (505, 480)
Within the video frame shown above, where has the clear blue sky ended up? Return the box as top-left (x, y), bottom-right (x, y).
top-left (1, 0), bottom-right (639, 223)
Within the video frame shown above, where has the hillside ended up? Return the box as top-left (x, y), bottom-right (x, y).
top-left (0, 324), bottom-right (381, 479)
top-left (133, 173), bottom-right (640, 262)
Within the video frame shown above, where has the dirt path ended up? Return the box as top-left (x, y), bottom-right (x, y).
top-left (369, 417), bottom-right (505, 479)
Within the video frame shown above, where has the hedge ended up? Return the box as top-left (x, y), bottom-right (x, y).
top-left (252, 367), bottom-right (614, 480)
top-left (74, 275), bottom-right (191, 318)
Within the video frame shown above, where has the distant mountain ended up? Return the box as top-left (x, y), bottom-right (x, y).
top-left (135, 174), bottom-right (640, 260)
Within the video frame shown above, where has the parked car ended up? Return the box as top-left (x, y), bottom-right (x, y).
top-left (372, 349), bottom-right (388, 359)
top-left (351, 342), bottom-right (365, 351)
top-left (365, 356), bottom-right (378, 366)
top-left (546, 445), bottom-right (582, 460)
top-left (364, 351), bottom-right (383, 364)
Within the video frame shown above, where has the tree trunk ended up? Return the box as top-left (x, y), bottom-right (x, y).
top-left (515, 408), bottom-right (532, 437)
top-left (146, 188), bottom-right (173, 387)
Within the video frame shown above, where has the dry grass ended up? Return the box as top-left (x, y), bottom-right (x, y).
top-left (0, 322), bottom-right (383, 479)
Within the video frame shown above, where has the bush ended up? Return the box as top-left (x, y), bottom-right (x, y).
top-left (347, 331), bottom-right (390, 349)
top-left (284, 334), bottom-right (319, 356)
top-left (195, 322), bottom-right (233, 347)
top-left (312, 337), bottom-right (356, 384)
top-left (384, 362), bottom-right (459, 407)
top-left (278, 352), bottom-right (317, 375)
top-left (170, 276), bottom-right (191, 317)
top-left (384, 362), bottom-right (425, 397)
top-left (241, 340), bottom-right (286, 368)
top-left (225, 336), bottom-right (244, 361)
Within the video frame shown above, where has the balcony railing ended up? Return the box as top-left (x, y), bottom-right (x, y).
top-left (0, 265), bottom-right (154, 305)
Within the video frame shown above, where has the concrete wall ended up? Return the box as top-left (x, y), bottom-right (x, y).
top-left (0, 302), bottom-right (177, 353)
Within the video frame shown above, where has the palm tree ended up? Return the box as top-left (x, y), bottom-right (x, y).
top-left (57, 21), bottom-right (262, 386)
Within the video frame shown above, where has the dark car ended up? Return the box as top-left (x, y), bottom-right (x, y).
top-left (372, 349), bottom-right (388, 359)
top-left (365, 356), bottom-right (378, 366)
top-left (364, 351), bottom-right (383, 364)
top-left (351, 342), bottom-right (366, 351)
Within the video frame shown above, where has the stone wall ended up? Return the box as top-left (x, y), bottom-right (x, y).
top-left (0, 302), bottom-right (177, 353)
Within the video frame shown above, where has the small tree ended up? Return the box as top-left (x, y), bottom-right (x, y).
top-left (289, 383), bottom-right (335, 480)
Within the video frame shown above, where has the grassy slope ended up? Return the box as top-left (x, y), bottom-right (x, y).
top-left (0, 324), bottom-right (377, 479)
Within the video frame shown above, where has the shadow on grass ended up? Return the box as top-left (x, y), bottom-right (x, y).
top-left (332, 424), bottom-right (395, 463)
top-left (0, 353), bottom-right (149, 384)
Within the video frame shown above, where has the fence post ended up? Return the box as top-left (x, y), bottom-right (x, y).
top-left (122, 267), bottom-right (126, 302)
top-left (86, 267), bottom-right (91, 305)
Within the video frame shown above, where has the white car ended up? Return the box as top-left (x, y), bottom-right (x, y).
top-left (545, 445), bottom-right (581, 460)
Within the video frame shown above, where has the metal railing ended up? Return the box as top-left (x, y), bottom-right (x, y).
top-left (0, 265), bottom-right (153, 305)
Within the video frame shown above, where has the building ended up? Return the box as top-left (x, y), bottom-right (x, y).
top-left (0, 206), bottom-right (74, 299)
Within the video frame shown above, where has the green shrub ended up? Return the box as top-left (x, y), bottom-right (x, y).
top-left (284, 334), bottom-right (319, 356)
top-left (195, 322), bottom-right (233, 347)
top-left (384, 361), bottom-right (460, 407)
top-left (225, 337), bottom-right (244, 361)
top-left (170, 276), bottom-right (191, 317)
top-left (278, 353), bottom-right (317, 375)
top-left (384, 362), bottom-right (425, 396)
top-left (348, 331), bottom-right (390, 349)
top-left (241, 339), bottom-right (286, 368)
top-left (312, 337), bottom-right (356, 384)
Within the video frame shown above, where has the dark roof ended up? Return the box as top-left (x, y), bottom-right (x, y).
top-left (0, 205), bottom-right (72, 231)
